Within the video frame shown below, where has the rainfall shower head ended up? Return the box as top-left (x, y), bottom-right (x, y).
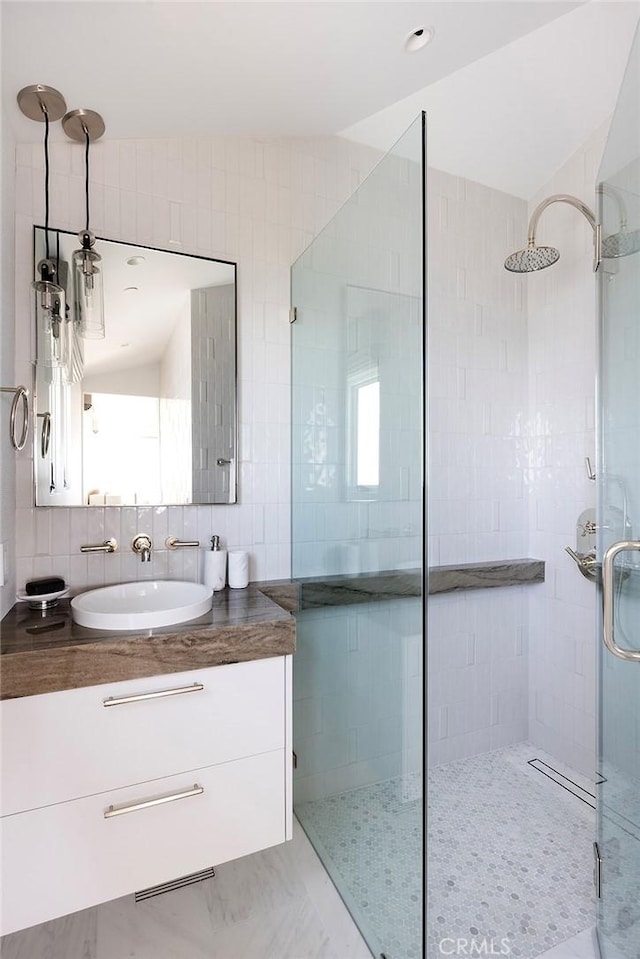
top-left (504, 194), bottom-right (596, 274)
top-left (505, 192), bottom-right (640, 274)
top-left (504, 245), bottom-right (560, 273)
top-left (601, 228), bottom-right (640, 259)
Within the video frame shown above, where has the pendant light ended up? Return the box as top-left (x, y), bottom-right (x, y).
top-left (62, 108), bottom-right (106, 339)
top-left (17, 85), bottom-right (68, 368)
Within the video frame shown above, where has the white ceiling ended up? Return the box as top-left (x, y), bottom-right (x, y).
top-left (342, 1), bottom-right (640, 198)
top-left (2, 2), bottom-right (582, 142)
top-left (43, 230), bottom-right (233, 375)
top-left (2, 2), bottom-right (638, 199)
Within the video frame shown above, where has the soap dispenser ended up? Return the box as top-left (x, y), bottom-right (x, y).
top-left (203, 535), bottom-right (227, 592)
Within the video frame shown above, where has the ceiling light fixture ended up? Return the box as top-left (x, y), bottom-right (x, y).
top-left (62, 107), bottom-right (106, 339)
top-left (17, 84), bottom-right (69, 369)
top-left (404, 26), bottom-right (434, 52)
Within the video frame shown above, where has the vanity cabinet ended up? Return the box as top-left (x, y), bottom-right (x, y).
top-left (0, 655), bottom-right (293, 936)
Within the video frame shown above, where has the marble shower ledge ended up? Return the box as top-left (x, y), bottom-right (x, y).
top-left (428, 559), bottom-right (545, 594)
top-left (258, 559), bottom-right (544, 611)
top-left (0, 585), bottom-right (295, 701)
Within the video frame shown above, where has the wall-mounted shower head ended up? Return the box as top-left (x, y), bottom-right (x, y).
top-left (505, 191), bottom-right (640, 274)
top-left (504, 194), bottom-right (597, 274)
top-left (504, 245), bottom-right (560, 273)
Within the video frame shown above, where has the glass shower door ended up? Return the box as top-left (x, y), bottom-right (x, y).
top-left (596, 22), bottom-right (640, 959)
top-left (290, 116), bottom-right (426, 959)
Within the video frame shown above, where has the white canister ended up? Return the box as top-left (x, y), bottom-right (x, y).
top-left (203, 535), bottom-right (227, 592)
top-left (228, 550), bottom-right (249, 589)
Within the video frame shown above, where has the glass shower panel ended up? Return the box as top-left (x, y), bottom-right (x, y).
top-left (291, 116), bottom-right (425, 959)
top-left (596, 21), bottom-right (640, 959)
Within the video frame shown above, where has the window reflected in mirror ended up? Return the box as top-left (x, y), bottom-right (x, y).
top-left (355, 379), bottom-right (380, 488)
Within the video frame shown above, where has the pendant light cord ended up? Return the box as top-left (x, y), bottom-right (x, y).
top-left (43, 107), bottom-right (50, 260)
top-left (84, 125), bottom-right (90, 233)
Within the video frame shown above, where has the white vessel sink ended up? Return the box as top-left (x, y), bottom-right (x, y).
top-left (71, 580), bottom-right (214, 631)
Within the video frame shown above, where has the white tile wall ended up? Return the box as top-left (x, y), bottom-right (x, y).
top-left (427, 167), bottom-right (531, 765)
top-left (10, 134), bottom-right (381, 593)
top-left (526, 124), bottom-right (608, 779)
top-left (427, 167), bottom-right (529, 569)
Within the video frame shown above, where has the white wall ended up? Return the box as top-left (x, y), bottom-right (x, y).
top-left (159, 303), bottom-right (191, 505)
top-left (526, 124), bottom-right (607, 779)
top-left (0, 19), bottom-right (16, 616)
top-left (427, 167), bottom-right (531, 765)
top-left (12, 134), bottom-right (380, 592)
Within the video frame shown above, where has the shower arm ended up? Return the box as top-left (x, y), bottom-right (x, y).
top-left (527, 194), bottom-right (597, 248)
top-left (597, 183), bottom-right (627, 232)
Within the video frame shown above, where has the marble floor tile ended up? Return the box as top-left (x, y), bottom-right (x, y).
top-left (201, 832), bottom-right (309, 927)
top-left (426, 742), bottom-right (595, 959)
top-left (95, 880), bottom-right (216, 959)
top-left (538, 928), bottom-right (598, 959)
top-left (289, 821), bottom-right (374, 959)
top-left (0, 907), bottom-right (98, 959)
top-left (195, 896), bottom-right (336, 959)
top-left (0, 819), bottom-right (372, 959)
top-left (296, 775), bottom-right (423, 959)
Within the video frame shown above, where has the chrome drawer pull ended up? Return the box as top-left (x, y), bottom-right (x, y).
top-left (104, 783), bottom-right (204, 819)
top-left (103, 682), bottom-right (204, 707)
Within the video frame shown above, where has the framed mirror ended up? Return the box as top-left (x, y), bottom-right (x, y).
top-left (33, 228), bottom-right (237, 506)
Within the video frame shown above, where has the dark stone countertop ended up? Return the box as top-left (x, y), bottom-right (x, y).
top-left (259, 559), bottom-right (544, 612)
top-left (0, 585), bottom-right (295, 701)
top-left (0, 559), bottom-right (544, 700)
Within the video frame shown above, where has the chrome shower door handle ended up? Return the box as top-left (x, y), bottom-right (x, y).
top-left (602, 540), bottom-right (640, 662)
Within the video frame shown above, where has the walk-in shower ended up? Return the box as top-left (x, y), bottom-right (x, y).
top-left (289, 22), bottom-right (639, 959)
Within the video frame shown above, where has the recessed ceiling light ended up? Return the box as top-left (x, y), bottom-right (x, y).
top-left (126, 255), bottom-right (145, 266)
top-left (120, 342), bottom-right (130, 349)
top-left (123, 286), bottom-right (139, 295)
top-left (404, 26), bottom-right (434, 53)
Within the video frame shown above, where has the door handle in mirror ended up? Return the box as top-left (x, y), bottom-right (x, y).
top-left (602, 540), bottom-right (640, 662)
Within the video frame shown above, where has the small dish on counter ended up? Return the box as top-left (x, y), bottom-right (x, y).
top-left (16, 588), bottom-right (70, 611)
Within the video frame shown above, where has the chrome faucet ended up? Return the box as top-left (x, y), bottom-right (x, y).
top-left (132, 534), bottom-right (152, 563)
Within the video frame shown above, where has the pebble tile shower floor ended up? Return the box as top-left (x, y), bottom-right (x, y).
top-left (296, 742), bottom-right (595, 959)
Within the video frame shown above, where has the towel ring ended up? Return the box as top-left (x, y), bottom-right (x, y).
top-left (0, 386), bottom-right (30, 451)
top-left (37, 411), bottom-right (51, 458)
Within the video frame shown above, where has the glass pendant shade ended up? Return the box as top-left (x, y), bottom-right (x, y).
top-left (33, 264), bottom-right (68, 369)
top-left (73, 232), bottom-right (105, 339)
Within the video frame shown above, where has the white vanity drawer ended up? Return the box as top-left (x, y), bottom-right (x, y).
top-left (0, 748), bottom-right (286, 936)
top-left (1, 656), bottom-right (287, 816)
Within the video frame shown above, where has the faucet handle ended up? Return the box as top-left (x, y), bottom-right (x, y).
top-left (565, 545), bottom-right (598, 582)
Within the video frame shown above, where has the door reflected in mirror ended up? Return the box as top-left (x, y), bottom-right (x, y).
top-left (33, 228), bottom-right (237, 506)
